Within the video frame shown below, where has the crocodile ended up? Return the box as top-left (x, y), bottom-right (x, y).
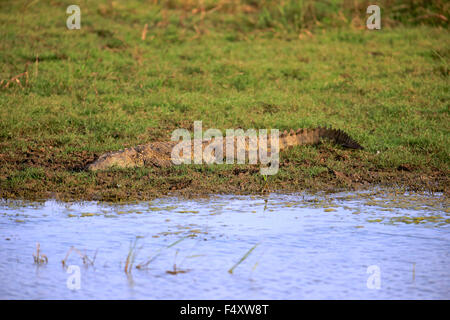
top-left (86, 127), bottom-right (363, 171)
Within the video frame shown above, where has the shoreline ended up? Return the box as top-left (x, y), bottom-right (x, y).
top-left (1, 157), bottom-right (448, 202)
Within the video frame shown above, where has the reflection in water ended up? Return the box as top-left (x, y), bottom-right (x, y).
top-left (0, 189), bottom-right (449, 299)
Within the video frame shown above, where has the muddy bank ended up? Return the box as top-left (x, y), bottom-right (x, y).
top-left (0, 145), bottom-right (448, 202)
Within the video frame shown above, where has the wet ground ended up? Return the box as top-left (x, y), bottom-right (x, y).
top-left (0, 189), bottom-right (449, 299)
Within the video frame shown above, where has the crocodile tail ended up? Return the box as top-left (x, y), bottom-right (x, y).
top-left (279, 127), bottom-right (363, 150)
top-left (318, 127), bottom-right (364, 149)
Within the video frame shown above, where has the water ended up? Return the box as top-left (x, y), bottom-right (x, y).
top-left (0, 189), bottom-right (449, 299)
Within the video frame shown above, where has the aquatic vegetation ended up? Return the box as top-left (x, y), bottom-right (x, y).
top-left (228, 243), bottom-right (260, 274)
top-left (166, 250), bottom-right (190, 275)
top-left (81, 212), bottom-right (95, 217)
top-left (61, 246), bottom-right (97, 268)
top-left (124, 237), bottom-right (141, 274)
top-left (32, 242), bottom-right (48, 265)
top-left (387, 215), bottom-right (447, 225)
top-left (148, 205), bottom-right (179, 212)
top-left (136, 237), bottom-right (186, 270)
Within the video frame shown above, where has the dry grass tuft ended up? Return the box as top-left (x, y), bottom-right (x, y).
top-left (33, 242), bottom-right (48, 265)
top-left (61, 246), bottom-right (97, 268)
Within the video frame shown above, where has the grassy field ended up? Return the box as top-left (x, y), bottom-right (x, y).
top-left (0, 1), bottom-right (449, 201)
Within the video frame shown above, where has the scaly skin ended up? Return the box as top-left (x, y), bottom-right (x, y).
top-left (86, 127), bottom-right (363, 171)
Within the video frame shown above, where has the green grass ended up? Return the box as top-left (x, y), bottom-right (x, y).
top-left (0, 1), bottom-right (448, 200)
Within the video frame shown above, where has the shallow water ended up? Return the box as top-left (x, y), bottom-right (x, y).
top-left (0, 189), bottom-right (449, 299)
